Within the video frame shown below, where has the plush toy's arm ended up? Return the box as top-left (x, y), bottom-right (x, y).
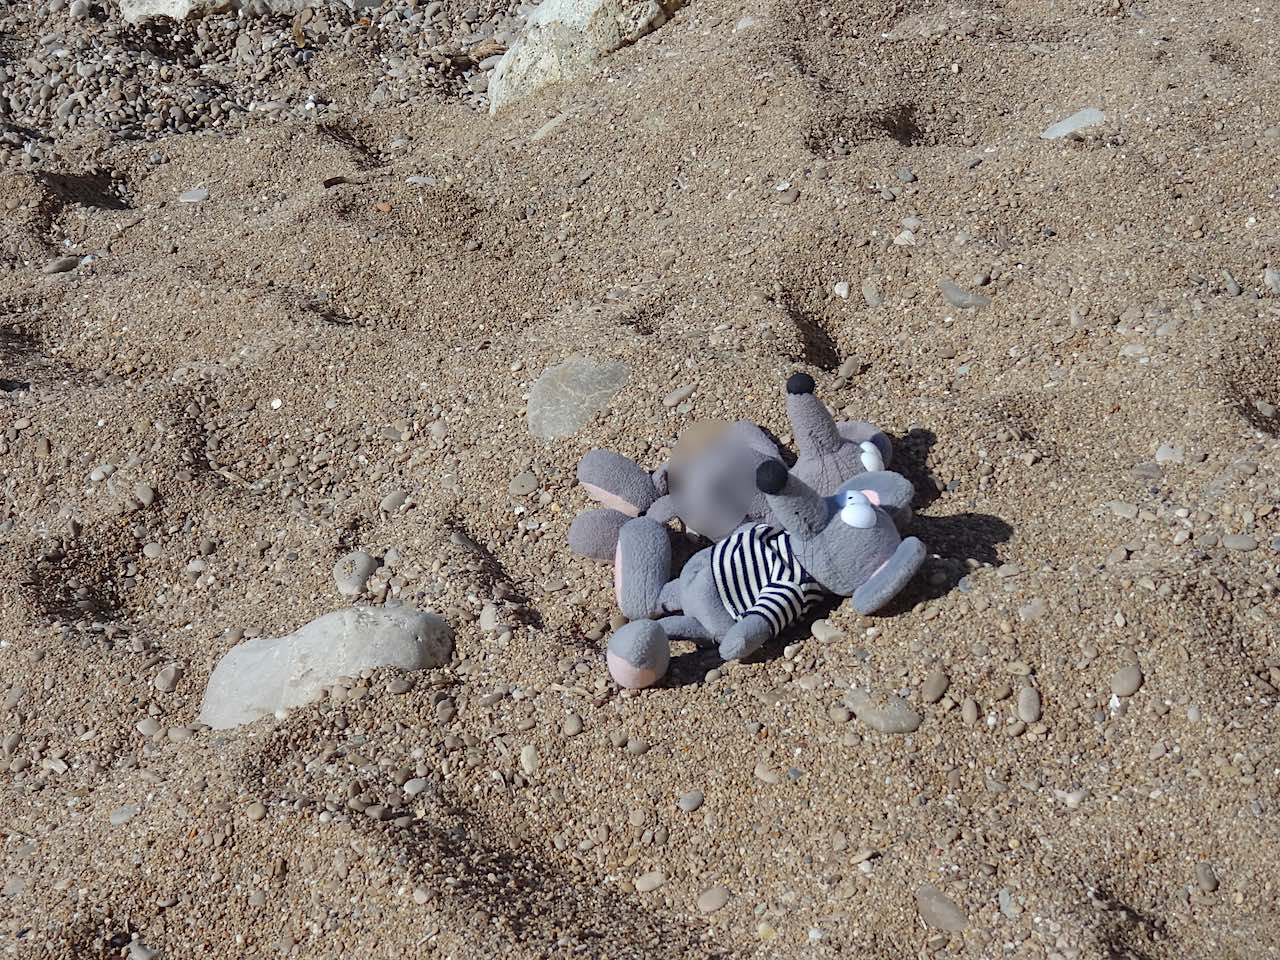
top-left (718, 614), bottom-right (775, 662)
top-left (646, 494), bottom-right (678, 524)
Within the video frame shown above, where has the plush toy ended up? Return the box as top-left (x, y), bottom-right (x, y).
top-left (568, 373), bottom-right (913, 561)
top-left (604, 460), bottom-right (927, 689)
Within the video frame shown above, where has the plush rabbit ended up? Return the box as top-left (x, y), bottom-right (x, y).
top-left (604, 460), bottom-right (927, 689)
top-left (567, 373), bottom-right (911, 561)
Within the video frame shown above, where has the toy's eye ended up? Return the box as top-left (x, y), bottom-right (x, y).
top-left (840, 502), bottom-right (876, 529)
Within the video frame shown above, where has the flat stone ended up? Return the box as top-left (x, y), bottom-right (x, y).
top-left (938, 279), bottom-right (991, 310)
top-left (333, 550), bottom-right (378, 597)
top-left (662, 383), bottom-right (696, 408)
top-left (697, 885), bottom-right (730, 913)
top-left (634, 870), bottom-right (665, 893)
top-left (1040, 107), bottom-right (1105, 139)
top-left (1223, 534), bottom-right (1257, 551)
top-left (1017, 686), bottom-right (1042, 723)
top-left (916, 883), bottom-right (968, 931)
top-left (527, 356), bottom-right (629, 441)
top-left (1195, 862), bottom-right (1219, 893)
top-left (43, 255), bottom-right (80, 274)
top-left (508, 470), bottom-right (539, 496)
top-left (178, 186), bottom-right (209, 203)
top-left (198, 606), bottom-right (454, 729)
top-left (677, 790), bottom-right (703, 813)
top-left (922, 667), bottom-right (949, 704)
top-left (844, 688), bottom-right (921, 734)
top-left (110, 804), bottom-right (139, 826)
top-left (1111, 664), bottom-right (1144, 698)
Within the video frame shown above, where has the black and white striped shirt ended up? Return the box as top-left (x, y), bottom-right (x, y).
top-left (712, 524), bottom-right (826, 634)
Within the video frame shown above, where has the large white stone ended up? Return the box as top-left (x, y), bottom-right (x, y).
top-left (198, 606), bottom-right (453, 729)
top-left (489, 0), bottom-right (686, 113)
top-left (116, 0), bottom-right (329, 25)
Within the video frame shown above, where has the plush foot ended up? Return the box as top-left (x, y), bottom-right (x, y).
top-left (568, 508), bottom-right (630, 561)
top-left (718, 615), bottom-right (774, 663)
top-left (606, 620), bottom-right (670, 689)
top-left (615, 517), bottom-right (672, 621)
top-left (852, 536), bottom-right (926, 614)
top-left (578, 450), bottom-right (660, 517)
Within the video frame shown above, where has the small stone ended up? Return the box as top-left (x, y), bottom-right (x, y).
top-left (938, 279), bottom-right (991, 310)
top-left (677, 791), bottom-right (703, 813)
top-left (844, 688), bottom-right (921, 734)
top-left (896, 167), bottom-right (917, 183)
top-left (634, 870), bottom-right (665, 893)
top-left (961, 698), bottom-right (979, 724)
top-left (333, 550), bottom-right (378, 597)
top-left (562, 713), bottom-right (583, 736)
top-left (403, 778), bottom-right (429, 796)
top-left (380, 490), bottom-right (408, 513)
top-left (246, 801), bottom-right (267, 821)
top-left (1111, 664), bottom-right (1144, 697)
top-left (133, 482), bottom-right (156, 507)
top-left (153, 664), bottom-right (182, 693)
top-left (1155, 444), bottom-right (1183, 465)
top-left (387, 677), bottom-right (412, 695)
top-left (508, 471), bottom-right (538, 496)
top-left (1109, 501), bottom-right (1139, 519)
top-left (179, 187), bottom-right (209, 203)
top-left (1017, 686), bottom-right (1042, 723)
top-left (1195, 862), bottom-right (1219, 893)
top-left (833, 281), bottom-right (850, 299)
top-left (43, 255), bottom-right (80, 274)
top-left (626, 738), bottom-right (650, 756)
top-left (1264, 267), bottom-right (1280, 296)
top-left (922, 667), bottom-right (949, 704)
top-left (754, 763), bottom-right (781, 784)
top-left (135, 717), bottom-right (161, 737)
top-left (110, 805), bottom-right (138, 826)
top-left (1039, 107), bottom-right (1105, 139)
top-left (697, 885), bottom-right (730, 913)
top-left (1222, 270), bottom-right (1242, 297)
top-left (861, 279), bottom-right (882, 307)
top-left (662, 384), bottom-right (696, 408)
top-left (1223, 534), bottom-right (1257, 552)
top-left (916, 883), bottom-right (968, 931)
top-left (519, 745), bottom-right (539, 777)
top-left (810, 619), bottom-right (842, 643)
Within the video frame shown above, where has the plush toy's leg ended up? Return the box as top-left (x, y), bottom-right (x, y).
top-left (578, 450), bottom-right (660, 517)
top-left (606, 620), bottom-right (670, 689)
top-left (718, 615), bottom-right (775, 662)
top-left (615, 517), bottom-right (672, 621)
top-left (645, 494), bottom-right (678, 524)
top-left (852, 536), bottom-right (926, 614)
top-left (568, 508), bottom-right (630, 561)
top-left (836, 421), bottom-right (893, 469)
top-left (656, 615), bottom-right (716, 648)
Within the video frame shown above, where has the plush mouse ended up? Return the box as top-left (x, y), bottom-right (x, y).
top-left (568, 373), bottom-right (911, 561)
top-left (604, 460), bottom-right (927, 689)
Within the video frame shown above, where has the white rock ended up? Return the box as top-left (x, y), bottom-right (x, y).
top-left (489, 0), bottom-right (688, 113)
top-left (115, 0), bottom-right (308, 24)
top-left (198, 606), bottom-right (454, 729)
top-left (1040, 107), bottom-right (1105, 140)
top-left (333, 550), bottom-right (378, 597)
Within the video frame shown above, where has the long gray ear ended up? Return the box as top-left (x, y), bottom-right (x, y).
top-left (756, 460), bottom-right (831, 540)
top-left (786, 373), bottom-right (845, 460)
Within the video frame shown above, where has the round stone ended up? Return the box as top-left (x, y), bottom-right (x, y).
top-left (1111, 665), bottom-right (1144, 697)
top-left (697, 885), bottom-right (730, 913)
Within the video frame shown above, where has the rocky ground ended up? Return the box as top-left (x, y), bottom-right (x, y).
top-left (2, 0), bottom-right (1280, 956)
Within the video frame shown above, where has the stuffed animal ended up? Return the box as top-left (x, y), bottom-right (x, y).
top-left (567, 373), bottom-right (912, 561)
top-left (604, 460), bottom-right (927, 689)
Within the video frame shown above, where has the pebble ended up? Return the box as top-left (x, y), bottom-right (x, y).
top-left (380, 490), bottom-right (408, 513)
top-left (922, 667), bottom-right (949, 704)
top-left (1039, 107), bottom-right (1105, 139)
top-left (810, 619), bottom-right (842, 643)
top-left (1223, 534), bottom-right (1257, 552)
top-left (677, 790), bottom-right (704, 813)
top-left (1222, 270), bottom-right (1242, 297)
top-left (1155, 443), bottom-right (1183, 465)
top-left (135, 718), bottom-right (161, 737)
top-left (634, 870), bottom-right (665, 893)
top-left (403, 778), bottom-right (429, 796)
top-left (961, 698), bottom-right (979, 724)
top-left (861, 279), bottom-right (882, 307)
top-left (1109, 501), bottom-right (1139, 519)
top-left (333, 550), bottom-right (378, 597)
top-left (110, 805), bottom-right (138, 826)
top-left (833, 281), bottom-right (850, 299)
top-left (179, 187), bottom-right (209, 203)
top-left (1017, 686), bottom-right (1042, 723)
top-left (896, 167), bottom-right (917, 183)
top-left (561, 713), bottom-right (583, 736)
top-left (519, 745), bottom-right (539, 776)
top-left (754, 763), bottom-right (782, 784)
top-left (387, 677), bottom-right (413, 695)
top-left (246, 801), bottom-right (267, 821)
top-left (133, 482), bottom-right (156, 507)
top-left (43, 255), bottom-right (80, 274)
top-left (697, 885), bottom-right (730, 913)
top-left (844, 688), bottom-right (922, 734)
top-left (1195, 862), bottom-right (1219, 893)
top-left (662, 384), bottom-right (696, 408)
top-left (508, 470), bottom-right (538, 496)
top-left (153, 664), bottom-right (182, 693)
top-left (1111, 665), bottom-right (1144, 697)
top-left (1265, 267), bottom-right (1280, 296)
top-left (938, 279), bottom-right (991, 309)
top-left (527, 356), bottom-right (629, 440)
top-left (915, 883), bottom-right (968, 930)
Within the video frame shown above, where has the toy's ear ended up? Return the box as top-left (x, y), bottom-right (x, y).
top-left (839, 471), bottom-right (914, 525)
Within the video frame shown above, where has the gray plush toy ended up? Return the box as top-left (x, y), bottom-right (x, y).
top-left (604, 460), bottom-right (927, 689)
top-left (568, 373), bottom-right (912, 561)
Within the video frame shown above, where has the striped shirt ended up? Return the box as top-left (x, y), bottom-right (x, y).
top-left (712, 524), bottom-right (826, 634)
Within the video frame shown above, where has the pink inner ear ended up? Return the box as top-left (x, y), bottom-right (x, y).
top-left (583, 483), bottom-right (641, 517)
top-left (862, 490), bottom-right (881, 506)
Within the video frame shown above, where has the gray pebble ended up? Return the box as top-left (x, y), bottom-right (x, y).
top-left (179, 187), bottom-right (209, 203)
top-left (1264, 267), bottom-right (1280, 296)
top-left (1017, 686), bottom-right (1042, 723)
top-left (697, 885), bottom-right (730, 913)
top-left (1111, 664), bottom-right (1144, 697)
top-left (961, 697), bottom-right (979, 724)
top-left (380, 490), bottom-right (408, 513)
top-left (662, 384), bottom-right (696, 408)
top-left (677, 790), bottom-right (703, 813)
top-left (916, 883), bottom-right (968, 931)
top-left (519, 745), bottom-right (539, 776)
top-left (246, 801), bottom-right (267, 821)
top-left (844, 688), bottom-right (921, 734)
top-left (333, 550), bottom-right (377, 597)
top-left (634, 870), bottom-right (665, 893)
top-left (1222, 269), bottom-right (1242, 296)
top-left (508, 470), bottom-right (538, 497)
top-left (43, 255), bottom-right (80, 275)
top-left (938, 279), bottom-right (991, 310)
top-left (135, 717), bottom-right (161, 737)
top-left (133, 483), bottom-right (156, 507)
top-left (561, 713), bottom-right (583, 736)
top-left (1195, 861), bottom-right (1219, 892)
top-left (861, 279), bottom-right (882, 307)
top-left (922, 667), bottom-right (949, 704)
top-left (1223, 534), bottom-right (1257, 551)
top-left (387, 677), bottom-right (412, 694)
top-left (110, 805), bottom-right (138, 826)
top-left (153, 664), bottom-right (182, 693)
top-left (404, 778), bottom-right (429, 796)
top-left (896, 167), bottom-right (917, 183)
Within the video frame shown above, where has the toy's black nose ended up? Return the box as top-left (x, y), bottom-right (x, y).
top-left (786, 372), bottom-right (815, 395)
top-left (756, 459), bottom-right (789, 495)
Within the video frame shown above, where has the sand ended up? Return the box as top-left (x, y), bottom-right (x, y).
top-left (2, 0), bottom-right (1279, 956)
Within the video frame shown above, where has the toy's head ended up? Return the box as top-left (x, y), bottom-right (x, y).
top-left (754, 460), bottom-right (902, 596)
top-left (785, 373), bottom-right (890, 493)
top-left (667, 427), bottom-right (769, 541)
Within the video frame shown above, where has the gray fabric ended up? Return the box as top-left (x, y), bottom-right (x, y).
top-left (615, 517), bottom-right (671, 620)
top-left (567, 508), bottom-right (629, 561)
top-left (577, 449), bottom-right (660, 514)
top-left (853, 537), bottom-right (926, 614)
